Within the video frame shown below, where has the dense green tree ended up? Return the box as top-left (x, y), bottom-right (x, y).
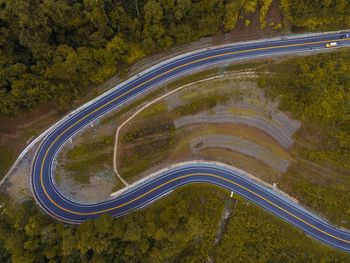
top-left (6, 0), bottom-right (346, 116)
top-left (1, 185), bottom-right (350, 262)
top-left (283, 0), bottom-right (350, 30)
top-left (0, 0), bottom-right (349, 116)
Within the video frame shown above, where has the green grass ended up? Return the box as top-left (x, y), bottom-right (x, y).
top-left (121, 119), bottom-right (175, 143)
top-left (222, 59), bottom-right (272, 72)
top-left (66, 135), bottom-right (113, 160)
top-left (65, 153), bottom-right (112, 184)
top-left (120, 135), bottom-right (175, 181)
top-left (139, 102), bottom-right (168, 118)
top-left (173, 93), bottom-right (229, 117)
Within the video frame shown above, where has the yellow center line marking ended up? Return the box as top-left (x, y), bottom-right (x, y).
top-left (37, 38), bottom-right (350, 243)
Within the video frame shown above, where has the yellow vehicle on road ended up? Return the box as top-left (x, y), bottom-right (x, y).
top-left (326, 42), bottom-right (337, 47)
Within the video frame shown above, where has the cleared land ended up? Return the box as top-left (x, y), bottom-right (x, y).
top-left (53, 71), bottom-right (295, 202)
top-left (117, 76), bottom-right (296, 185)
top-left (25, 51), bottom-right (350, 232)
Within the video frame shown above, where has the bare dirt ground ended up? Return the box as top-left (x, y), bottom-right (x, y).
top-left (117, 77), bottom-right (297, 187)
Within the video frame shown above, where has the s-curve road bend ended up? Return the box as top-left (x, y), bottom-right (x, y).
top-left (32, 33), bottom-right (350, 252)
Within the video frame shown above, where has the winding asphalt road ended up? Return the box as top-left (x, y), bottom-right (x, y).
top-left (32, 33), bottom-right (350, 252)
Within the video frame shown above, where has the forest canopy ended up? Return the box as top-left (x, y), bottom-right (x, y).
top-left (0, 0), bottom-right (350, 116)
top-left (1, 186), bottom-right (350, 262)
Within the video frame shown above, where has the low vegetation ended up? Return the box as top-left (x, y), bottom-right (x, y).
top-left (122, 120), bottom-right (175, 143)
top-left (173, 93), bottom-right (229, 117)
top-left (118, 74), bottom-right (288, 183)
top-left (118, 79), bottom-right (245, 182)
top-left (66, 136), bottom-right (113, 159)
top-left (119, 114), bottom-right (176, 181)
top-left (57, 135), bottom-right (114, 184)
